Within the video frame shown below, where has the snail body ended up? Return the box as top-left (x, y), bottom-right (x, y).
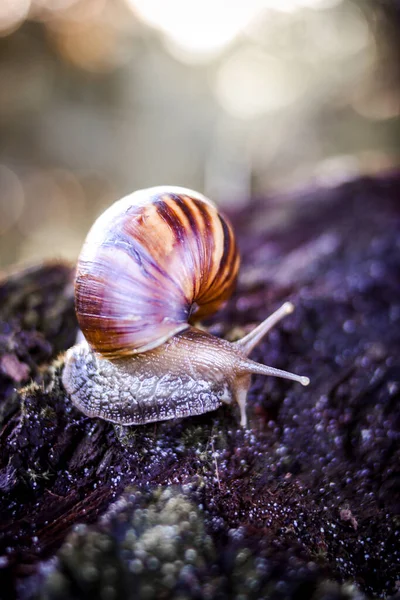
top-left (64, 328), bottom-right (241, 426)
top-left (63, 187), bottom-right (309, 427)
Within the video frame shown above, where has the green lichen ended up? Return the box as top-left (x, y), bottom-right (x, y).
top-left (41, 487), bottom-right (219, 600)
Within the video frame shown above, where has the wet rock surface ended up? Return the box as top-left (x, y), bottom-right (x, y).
top-left (0, 174), bottom-right (399, 599)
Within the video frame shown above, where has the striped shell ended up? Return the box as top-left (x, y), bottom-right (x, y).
top-left (75, 186), bottom-right (240, 358)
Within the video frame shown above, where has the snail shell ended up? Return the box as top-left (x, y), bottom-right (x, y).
top-left (63, 187), bottom-right (309, 427)
top-left (75, 186), bottom-right (239, 357)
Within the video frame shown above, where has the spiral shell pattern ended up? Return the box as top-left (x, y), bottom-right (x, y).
top-left (75, 186), bottom-right (240, 357)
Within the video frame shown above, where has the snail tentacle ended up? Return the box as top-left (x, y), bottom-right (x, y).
top-left (234, 302), bottom-right (294, 356)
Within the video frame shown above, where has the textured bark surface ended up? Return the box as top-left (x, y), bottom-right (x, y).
top-left (0, 174), bottom-right (399, 599)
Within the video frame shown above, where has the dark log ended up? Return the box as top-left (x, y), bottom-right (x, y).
top-left (0, 174), bottom-right (399, 599)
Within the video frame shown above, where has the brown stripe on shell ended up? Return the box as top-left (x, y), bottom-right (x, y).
top-left (198, 212), bottom-right (235, 301)
top-left (180, 195), bottom-right (211, 293)
top-left (189, 200), bottom-right (239, 320)
top-left (155, 197), bottom-right (186, 244)
top-left (210, 214), bottom-right (239, 298)
top-left (167, 194), bottom-right (208, 299)
top-left (162, 195), bottom-right (203, 300)
top-left (192, 197), bottom-right (220, 294)
top-left (154, 196), bottom-right (197, 301)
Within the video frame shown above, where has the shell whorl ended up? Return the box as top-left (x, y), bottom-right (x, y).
top-left (75, 186), bottom-right (240, 358)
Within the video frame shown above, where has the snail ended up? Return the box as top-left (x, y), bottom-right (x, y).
top-left (62, 186), bottom-right (309, 427)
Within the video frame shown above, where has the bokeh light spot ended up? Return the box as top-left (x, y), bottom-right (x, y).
top-left (215, 48), bottom-right (307, 119)
top-left (125, 0), bottom-right (267, 59)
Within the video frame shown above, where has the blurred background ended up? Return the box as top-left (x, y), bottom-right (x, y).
top-left (0, 0), bottom-right (399, 269)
